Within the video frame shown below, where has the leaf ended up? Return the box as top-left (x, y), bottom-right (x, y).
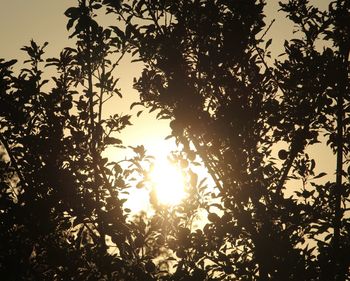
top-left (66, 18), bottom-right (76, 31)
top-left (39, 79), bottom-right (49, 88)
top-left (125, 24), bottom-right (132, 39)
top-left (208, 212), bottom-right (220, 223)
top-left (136, 182), bottom-right (144, 189)
top-left (92, 4), bottom-right (102, 10)
top-left (64, 7), bottom-right (80, 19)
top-left (105, 136), bottom-right (122, 145)
top-left (113, 163), bottom-right (123, 175)
top-left (313, 172), bottom-right (327, 179)
top-left (101, 157), bottom-right (108, 166)
top-left (103, 0), bottom-right (121, 11)
top-left (111, 26), bottom-right (125, 39)
top-left (265, 38), bottom-right (272, 48)
top-left (0, 59), bottom-right (17, 68)
top-left (114, 88), bottom-right (122, 98)
top-left (30, 40), bottom-right (38, 51)
top-left (130, 102), bottom-right (142, 109)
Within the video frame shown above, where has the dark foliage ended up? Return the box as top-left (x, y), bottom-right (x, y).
top-left (0, 0), bottom-right (349, 280)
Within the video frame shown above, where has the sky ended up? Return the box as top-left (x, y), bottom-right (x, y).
top-left (0, 0), bottom-right (334, 178)
top-left (0, 0), bottom-right (175, 157)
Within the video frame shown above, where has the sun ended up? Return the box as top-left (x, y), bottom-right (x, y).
top-left (106, 142), bottom-right (188, 212)
top-left (149, 157), bottom-right (186, 206)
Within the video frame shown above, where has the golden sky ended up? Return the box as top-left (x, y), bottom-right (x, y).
top-left (0, 0), bottom-right (334, 173)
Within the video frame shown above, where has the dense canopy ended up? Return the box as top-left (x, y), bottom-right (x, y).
top-left (0, 0), bottom-right (349, 280)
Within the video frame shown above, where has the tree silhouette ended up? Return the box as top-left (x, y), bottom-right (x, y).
top-left (276, 2), bottom-right (350, 279)
top-left (0, 0), bottom-right (349, 280)
top-left (109, 0), bottom-right (349, 280)
top-left (0, 1), bottom-right (160, 280)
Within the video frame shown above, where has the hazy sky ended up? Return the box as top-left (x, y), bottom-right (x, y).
top-left (0, 0), bottom-right (174, 158)
top-left (0, 0), bottom-right (334, 171)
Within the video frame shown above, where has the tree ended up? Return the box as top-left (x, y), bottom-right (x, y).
top-left (276, 1), bottom-right (350, 279)
top-left (104, 0), bottom-right (350, 280)
top-left (1, 0), bottom-right (349, 280)
top-left (0, 1), bottom-right (161, 280)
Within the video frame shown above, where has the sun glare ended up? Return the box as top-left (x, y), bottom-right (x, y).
top-left (123, 187), bottom-right (150, 213)
top-left (149, 158), bottom-right (186, 206)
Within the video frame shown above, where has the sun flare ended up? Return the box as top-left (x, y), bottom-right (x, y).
top-left (149, 158), bottom-right (186, 206)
